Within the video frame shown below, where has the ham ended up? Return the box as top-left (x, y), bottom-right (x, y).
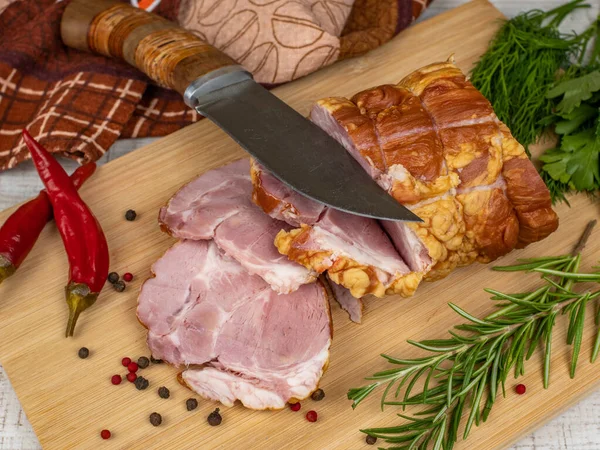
top-left (309, 59), bottom-right (557, 277)
top-left (159, 159), bottom-right (315, 294)
top-left (251, 59), bottom-right (557, 292)
top-left (137, 239), bottom-right (332, 410)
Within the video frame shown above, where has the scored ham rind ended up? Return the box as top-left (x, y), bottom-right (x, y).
top-left (137, 239), bottom-right (332, 410)
top-left (159, 159), bottom-right (315, 294)
top-left (306, 58), bottom-right (558, 278)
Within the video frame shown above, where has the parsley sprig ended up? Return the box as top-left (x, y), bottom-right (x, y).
top-left (348, 222), bottom-right (598, 450)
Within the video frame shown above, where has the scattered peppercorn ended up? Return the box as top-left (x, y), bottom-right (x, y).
top-left (78, 347), bottom-right (89, 359)
top-left (123, 272), bottom-right (133, 282)
top-left (111, 375), bottom-right (122, 385)
top-left (107, 272), bottom-right (119, 284)
top-left (127, 362), bottom-right (139, 373)
top-left (126, 372), bottom-right (137, 383)
top-left (149, 412), bottom-right (162, 427)
top-left (125, 210), bottom-right (137, 221)
top-left (158, 386), bottom-right (170, 399)
top-left (207, 408), bottom-right (222, 426)
top-left (137, 356), bottom-right (150, 369)
top-left (366, 435), bottom-right (377, 445)
top-left (311, 389), bottom-right (325, 401)
top-left (122, 357), bottom-right (131, 367)
top-left (515, 384), bottom-right (526, 395)
top-left (150, 356), bottom-right (163, 364)
top-left (100, 429), bottom-right (111, 440)
top-left (306, 410), bottom-right (317, 422)
top-left (135, 376), bottom-right (149, 390)
top-left (186, 398), bottom-right (198, 411)
top-left (112, 280), bottom-right (126, 292)
top-left (289, 402), bottom-right (301, 411)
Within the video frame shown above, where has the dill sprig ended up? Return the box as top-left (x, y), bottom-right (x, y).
top-left (348, 221), bottom-right (598, 450)
top-left (470, 0), bottom-right (591, 151)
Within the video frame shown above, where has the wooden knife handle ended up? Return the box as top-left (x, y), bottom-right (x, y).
top-left (61, 0), bottom-right (239, 96)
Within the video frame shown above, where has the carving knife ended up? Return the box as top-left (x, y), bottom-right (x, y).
top-left (60, 0), bottom-right (421, 222)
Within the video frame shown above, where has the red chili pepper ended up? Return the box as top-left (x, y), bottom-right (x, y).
top-left (23, 130), bottom-right (109, 337)
top-left (0, 163), bottom-right (96, 284)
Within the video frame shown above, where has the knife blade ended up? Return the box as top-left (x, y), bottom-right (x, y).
top-left (60, 0), bottom-right (421, 222)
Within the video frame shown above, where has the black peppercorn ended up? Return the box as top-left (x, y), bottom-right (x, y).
top-left (107, 272), bottom-right (119, 284)
top-left (113, 280), bottom-right (126, 292)
top-left (149, 412), bottom-right (162, 427)
top-left (150, 356), bottom-right (163, 364)
top-left (311, 388), bottom-right (325, 401)
top-left (135, 376), bottom-right (149, 390)
top-left (186, 398), bottom-right (198, 411)
top-left (207, 408), bottom-right (222, 426)
top-left (137, 356), bottom-right (150, 369)
top-left (125, 209), bottom-right (137, 221)
top-left (78, 347), bottom-right (89, 359)
top-left (158, 386), bottom-right (170, 399)
top-left (365, 435), bottom-right (377, 445)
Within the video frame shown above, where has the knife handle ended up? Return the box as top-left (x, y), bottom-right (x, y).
top-left (60, 0), bottom-right (245, 97)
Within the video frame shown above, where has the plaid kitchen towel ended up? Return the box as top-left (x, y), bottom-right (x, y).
top-left (0, 0), bottom-right (432, 170)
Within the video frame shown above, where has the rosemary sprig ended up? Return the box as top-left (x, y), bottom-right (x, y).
top-left (348, 221), bottom-right (598, 449)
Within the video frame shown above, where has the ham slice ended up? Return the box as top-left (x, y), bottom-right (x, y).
top-left (252, 160), bottom-right (426, 298)
top-left (326, 275), bottom-right (363, 323)
top-left (159, 159), bottom-right (315, 294)
top-left (138, 239), bottom-right (332, 410)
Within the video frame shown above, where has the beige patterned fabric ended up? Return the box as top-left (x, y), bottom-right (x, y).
top-left (177, 0), bottom-right (353, 84)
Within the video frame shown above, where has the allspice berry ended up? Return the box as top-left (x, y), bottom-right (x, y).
top-left (137, 356), bottom-right (150, 369)
top-left (186, 398), bottom-right (198, 411)
top-left (149, 412), bottom-right (162, 427)
top-left (158, 386), bottom-right (170, 399)
top-left (311, 389), bottom-right (325, 401)
top-left (207, 408), bottom-right (222, 426)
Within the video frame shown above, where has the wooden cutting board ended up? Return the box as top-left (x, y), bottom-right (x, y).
top-left (2, 1), bottom-right (600, 448)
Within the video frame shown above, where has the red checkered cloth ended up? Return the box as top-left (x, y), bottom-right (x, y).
top-left (0, 0), bottom-right (432, 170)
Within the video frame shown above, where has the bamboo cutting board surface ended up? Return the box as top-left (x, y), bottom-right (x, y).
top-left (2, 1), bottom-right (600, 448)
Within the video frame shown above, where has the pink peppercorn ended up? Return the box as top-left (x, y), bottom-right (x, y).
top-left (100, 429), bottom-right (111, 440)
top-left (515, 384), bottom-right (526, 395)
top-left (121, 357), bottom-right (131, 367)
top-left (123, 273), bottom-right (133, 282)
top-left (111, 375), bottom-right (122, 385)
top-left (127, 362), bottom-right (138, 373)
top-left (306, 410), bottom-right (317, 422)
top-left (290, 402), bottom-right (301, 411)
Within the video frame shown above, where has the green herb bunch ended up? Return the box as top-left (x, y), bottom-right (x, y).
top-left (470, 0), bottom-right (600, 203)
top-left (470, 0), bottom-right (592, 150)
top-left (348, 222), bottom-right (599, 450)
top-left (539, 49), bottom-right (600, 203)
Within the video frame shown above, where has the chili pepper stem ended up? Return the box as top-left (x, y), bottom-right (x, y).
top-left (65, 282), bottom-right (98, 337)
top-left (0, 255), bottom-right (16, 284)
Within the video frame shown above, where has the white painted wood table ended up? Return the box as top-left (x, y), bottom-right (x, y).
top-left (1, 1), bottom-right (599, 448)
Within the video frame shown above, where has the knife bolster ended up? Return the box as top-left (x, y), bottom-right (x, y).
top-left (183, 67), bottom-right (252, 108)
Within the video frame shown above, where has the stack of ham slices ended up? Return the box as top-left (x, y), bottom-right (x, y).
top-left (137, 59), bottom-right (558, 410)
